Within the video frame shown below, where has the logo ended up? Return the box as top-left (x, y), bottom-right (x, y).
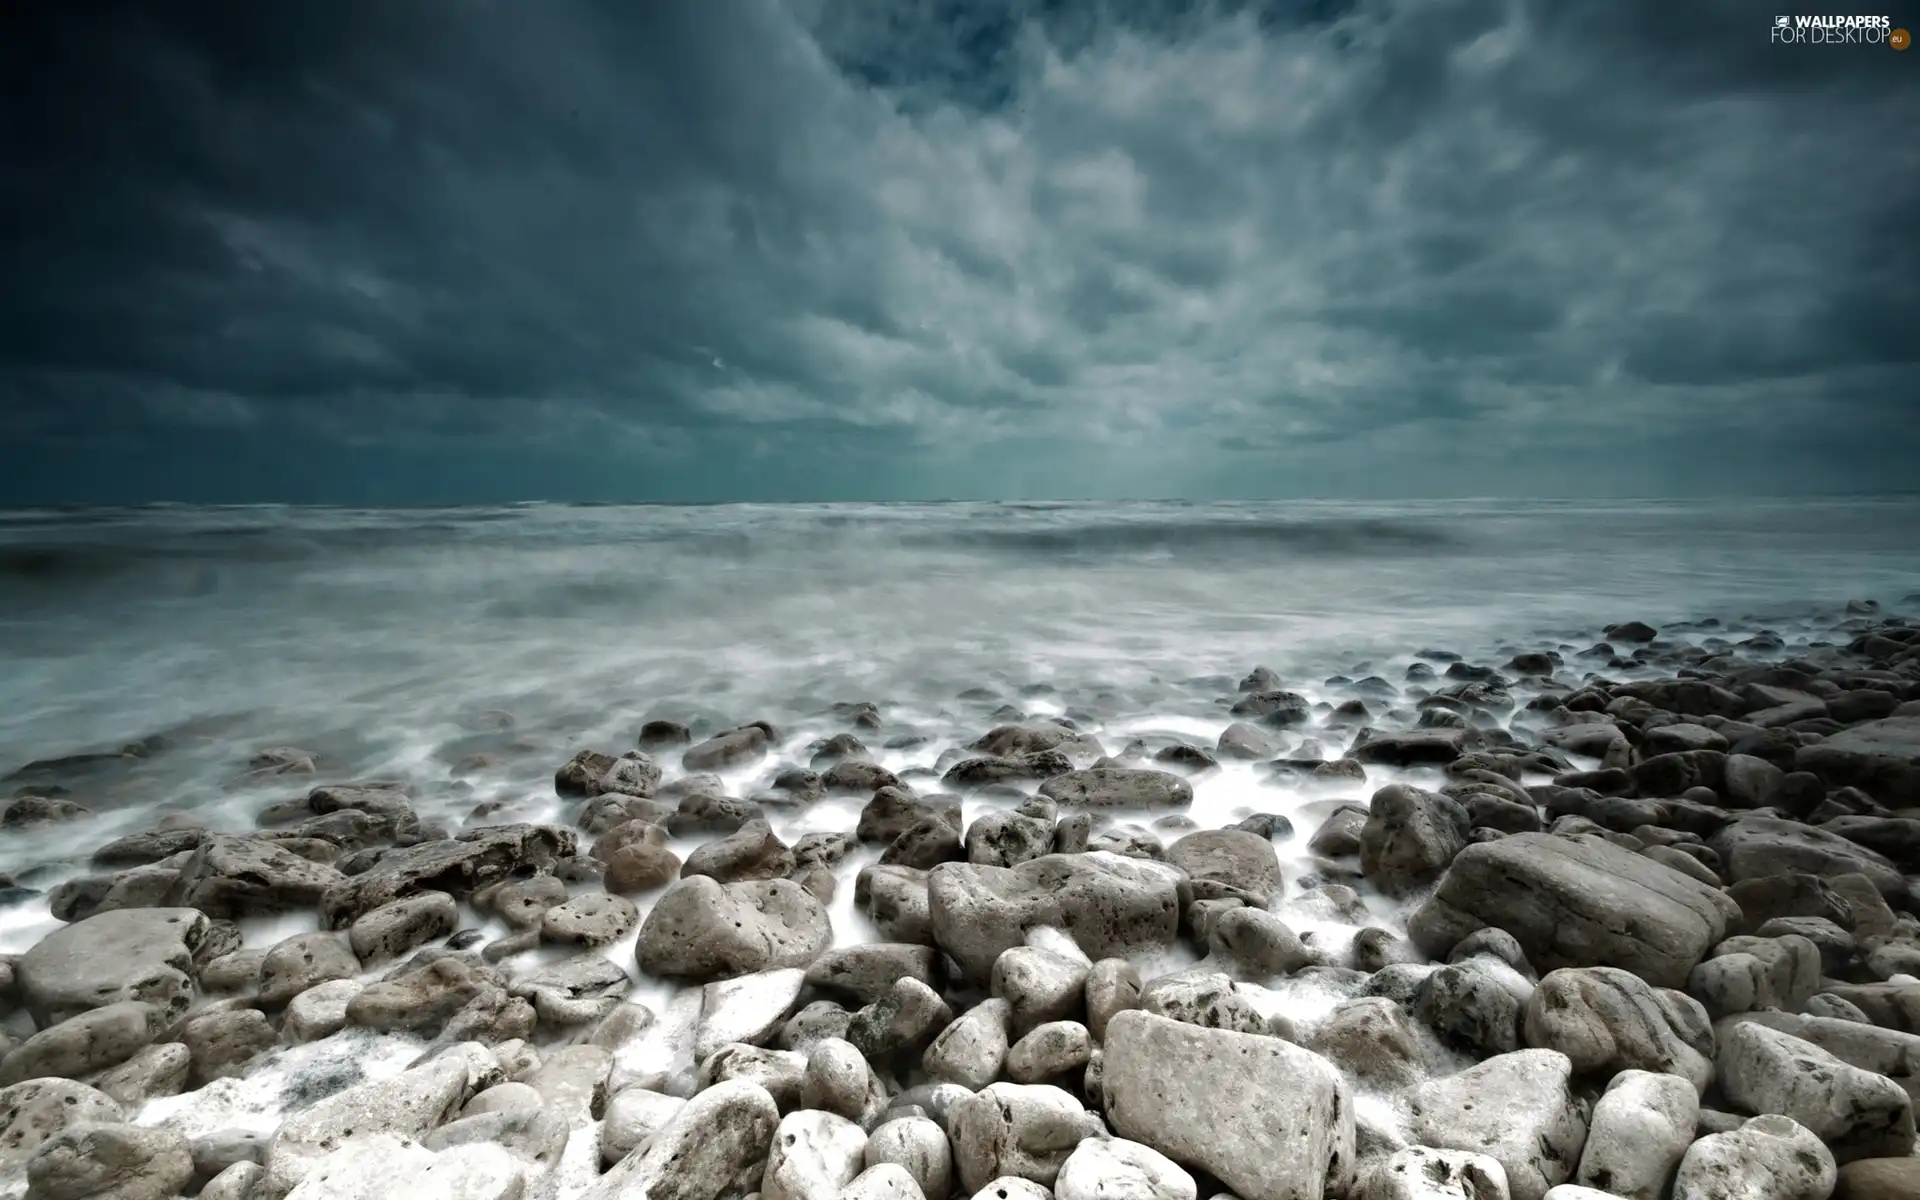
top-left (1770, 13), bottom-right (1902, 45)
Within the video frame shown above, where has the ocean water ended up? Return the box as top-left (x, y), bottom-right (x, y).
top-left (0, 497), bottom-right (1915, 1172)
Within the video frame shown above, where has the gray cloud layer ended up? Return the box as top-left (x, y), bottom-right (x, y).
top-left (2, 0), bottom-right (1916, 502)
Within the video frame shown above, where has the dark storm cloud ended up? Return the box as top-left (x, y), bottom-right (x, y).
top-left (0, 0), bottom-right (1915, 503)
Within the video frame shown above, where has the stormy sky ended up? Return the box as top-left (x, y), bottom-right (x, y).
top-left (1, 0), bottom-right (1915, 504)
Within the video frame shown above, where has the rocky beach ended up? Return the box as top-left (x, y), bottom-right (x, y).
top-left (3, 500), bottom-right (1920, 1200)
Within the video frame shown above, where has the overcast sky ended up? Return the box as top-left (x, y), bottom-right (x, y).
top-left (1, 0), bottom-right (1915, 503)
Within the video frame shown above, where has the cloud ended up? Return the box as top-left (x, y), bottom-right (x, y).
top-left (0, 0), bottom-right (1914, 502)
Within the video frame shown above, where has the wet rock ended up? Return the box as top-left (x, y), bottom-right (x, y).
top-left (666, 792), bottom-right (766, 838)
top-left (858, 866), bottom-right (933, 944)
top-left (1408, 1049), bottom-right (1587, 1200)
top-left (320, 826), bottom-right (576, 927)
top-left (994, 948), bottom-right (1090, 1034)
top-left (685, 820), bottom-right (796, 883)
top-left (967, 810), bottom-right (1056, 869)
top-left (1796, 717), bottom-right (1920, 808)
top-left (346, 956), bottom-right (492, 1034)
top-left (1308, 997), bottom-right (1425, 1088)
top-left (1670, 1113), bottom-right (1834, 1200)
top-left (1409, 832), bottom-right (1740, 988)
top-left (1360, 784), bottom-right (1470, 897)
top-left (24, 1121), bottom-right (193, 1200)
top-left (636, 876), bottom-right (831, 981)
top-left (1522, 967), bottom-right (1714, 1094)
top-left (1717, 1020), bottom-right (1915, 1163)
top-left (286, 980), bottom-right (364, 1043)
top-left (348, 893), bottom-right (458, 964)
top-left (259, 933), bottom-right (361, 1007)
top-left (1575, 1069), bottom-right (1697, 1200)
top-left (1206, 908), bottom-right (1312, 978)
top-left (511, 953), bottom-right (631, 1028)
top-left (1005, 1021), bottom-right (1093, 1084)
top-left (1351, 727), bottom-right (1481, 767)
top-left (1103, 1010), bottom-right (1352, 1200)
top-left (1710, 815), bottom-right (1905, 896)
top-left (1307, 805), bottom-right (1369, 858)
top-left (804, 945), bottom-right (939, 1007)
top-left (950, 1082), bottom-right (1104, 1193)
top-left (90, 1042), bottom-right (190, 1106)
top-left (0, 1079), bottom-right (124, 1168)
top-left (928, 853), bottom-right (1187, 982)
top-left (1038, 768), bottom-right (1192, 811)
top-left (163, 835), bottom-right (345, 919)
top-left (600, 1086), bottom-right (686, 1166)
top-left (682, 724), bottom-right (775, 773)
top-left (1217, 724), bottom-right (1278, 762)
top-left (1411, 963), bottom-right (1524, 1058)
top-left (182, 1007), bottom-right (276, 1083)
top-left (483, 874), bottom-right (568, 930)
top-left (16, 908), bottom-right (209, 1028)
top-left (1166, 829), bottom-right (1283, 905)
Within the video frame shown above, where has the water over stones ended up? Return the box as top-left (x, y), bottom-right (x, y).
top-left (1164, 828), bottom-right (1282, 904)
top-left (1037, 768), bottom-right (1193, 811)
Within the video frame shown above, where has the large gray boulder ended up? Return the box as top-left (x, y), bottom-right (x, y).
top-left (928, 853), bottom-right (1188, 981)
top-left (1575, 1069), bottom-right (1697, 1200)
top-left (636, 876), bottom-right (831, 981)
top-left (1795, 717), bottom-right (1920, 807)
top-left (16, 908), bottom-right (210, 1028)
top-left (1522, 967), bottom-right (1714, 1094)
top-left (1716, 1020), bottom-right (1915, 1163)
top-left (1708, 815), bottom-right (1905, 897)
top-left (1408, 1050), bottom-right (1588, 1200)
top-left (0, 1000), bottom-right (164, 1086)
top-left (1408, 833), bottom-right (1740, 988)
top-left (1103, 1009), bottom-right (1353, 1200)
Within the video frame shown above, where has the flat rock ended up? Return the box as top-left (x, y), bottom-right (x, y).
top-left (1409, 833), bottom-right (1740, 988)
top-left (1056, 1137), bottom-right (1195, 1200)
top-left (166, 834), bottom-right (346, 918)
top-left (24, 1121), bottom-right (194, 1200)
top-left (16, 907), bottom-right (210, 1027)
top-left (696, 969), bottom-right (807, 1061)
top-left (266, 1050), bottom-right (485, 1197)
